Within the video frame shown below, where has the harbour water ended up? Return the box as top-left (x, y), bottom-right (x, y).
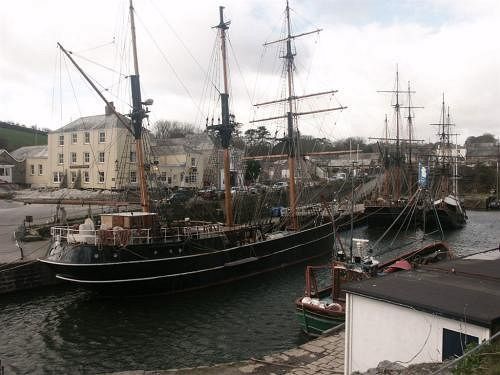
top-left (0, 210), bottom-right (499, 374)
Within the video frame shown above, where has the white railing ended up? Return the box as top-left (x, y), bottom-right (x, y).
top-left (161, 223), bottom-right (223, 242)
top-left (51, 223), bottom-right (224, 246)
top-left (51, 226), bottom-right (152, 246)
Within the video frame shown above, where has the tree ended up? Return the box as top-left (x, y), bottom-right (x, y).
top-left (465, 133), bottom-right (496, 145)
top-left (245, 159), bottom-right (261, 183)
top-left (153, 120), bottom-right (198, 140)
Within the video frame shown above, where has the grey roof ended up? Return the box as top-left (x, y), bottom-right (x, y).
top-left (152, 133), bottom-right (214, 156)
top-left (52, 113), bottom-right (131, 133)
top-left (10, 145), bottom-right (48, 160)
top-left (343, 252), bottom-right (500, 328)
top-left (152, 144), bottom-right (188, 156)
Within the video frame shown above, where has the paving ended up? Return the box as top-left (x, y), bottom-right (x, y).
top-left (105, 328), bottom-right (345, 375)
top-left (0, 199), bottom-right (108, 263)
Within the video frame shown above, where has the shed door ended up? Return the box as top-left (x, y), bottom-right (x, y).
top-left (442, 328), bottom-right (479, 361)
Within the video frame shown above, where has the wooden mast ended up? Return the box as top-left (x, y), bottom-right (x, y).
top-left (430, 94), bottom-right (455, 197)
top-left (402, 81), bottom-right (423, 195)
top-left (220, 6), bottom-right (234, 227)
top-left (251, 0), bottom-right (345, 231)
top-left (284, 0), bottom-right (298, 230)
top-left (129, 0), bottom-right (150, 212)
top-left (207, 6), bottom-right (235, 227)
top-left (377, 67), bottom-right (405, 200)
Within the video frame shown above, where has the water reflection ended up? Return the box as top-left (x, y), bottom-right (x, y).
top-left (1, 211), bottom-right (499, 374)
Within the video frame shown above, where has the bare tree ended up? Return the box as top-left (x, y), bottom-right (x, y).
top-left (153, 120), bottom-right (199, 140)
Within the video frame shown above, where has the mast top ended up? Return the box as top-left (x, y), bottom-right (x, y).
top-left (215, 6), bottom-right (230, 30)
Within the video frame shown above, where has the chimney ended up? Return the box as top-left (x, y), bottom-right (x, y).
top-left (105, 102), bottom-right (115, 116)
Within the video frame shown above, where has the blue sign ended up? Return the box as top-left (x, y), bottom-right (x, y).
top-left (418, 162), bottom-right (429, 188)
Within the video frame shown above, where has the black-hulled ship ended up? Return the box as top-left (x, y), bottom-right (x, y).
top-left (424, 96), bottom-right (467, 230)
top-left (364, 71), bottom-right (422, 227)
top-left (40, 1), bottom-right (345, 295)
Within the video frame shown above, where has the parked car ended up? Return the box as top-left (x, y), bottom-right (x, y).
top-left (167, 190), bottom-right (193, 204)
top-left (272, 181), bottom-right (288, 190)
top-left (198, 187), bottom-right (217, 200)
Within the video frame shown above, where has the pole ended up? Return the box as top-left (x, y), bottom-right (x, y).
top-left (217, 6), bottom-right (234, 227)
top-left (349, 141), bottom-right (354, 262)
top-left (285, 0), bottom-right (298, 230)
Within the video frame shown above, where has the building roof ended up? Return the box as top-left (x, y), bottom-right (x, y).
top-left (343, 250), bottom-right (500, 329)
top-left (0, 149), bottom-right (24, 163)
top-left (52, 113), bottom-right (131, 133)
top-left (10, 145), bottom-right (48, 160)
top-left (153, 133), bottom-right (214, 156)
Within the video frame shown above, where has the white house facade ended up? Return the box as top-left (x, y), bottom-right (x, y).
top-left (47, 105), bottom-right (136, 190)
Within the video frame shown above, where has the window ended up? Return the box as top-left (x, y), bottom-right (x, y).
top-left (71, 152), bottom-right (77, 164)
top-left (167, 176), bottom-right (172, 184)
top-left (83, 171), bottom-right (90, 183)
top-left (58, 153), bottom-right (64, 164)
top-left (71, 133), bottom-right (77, 144)
top-left (160, 171), bottom-right (167, 182)
top-left (38, 164), bottom-right (43, 175)
top-left (191, 157), bottom-right (196, 167)
top-left (130, 151), bottom-right (136, 163)
top-left (0, 168), bottom-right (10, 176)
top-left (58, 134), bottom-right (64, 146)
top-left (30, 164), bottom-right (35, 175)
top-left (99, 152), bottom-right (105, 163)
top-left (83, 152), bottom-right (90, 164)
top-left (84, 132), bottom-right (90, 144)
top-left (99, 131), bottom-right (106, 143)
top-left (442, 328), bottom-right (479, 361)
top-left (130, 171), bottom-right (137, 183)
top-left (53, 172), bottom-right (62, 183)
top-left (185, 171), bottom-right (198, 184)
top-left (71, 171), bottom-right (77, 183)
top-left (98, 171), bottom-right (105, 183)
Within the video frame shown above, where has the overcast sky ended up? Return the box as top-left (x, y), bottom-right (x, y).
top-left (1, 0), bottom-right (499, 144)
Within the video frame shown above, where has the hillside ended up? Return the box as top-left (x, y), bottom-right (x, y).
top-left (0, 121), bottom-right (48, 151)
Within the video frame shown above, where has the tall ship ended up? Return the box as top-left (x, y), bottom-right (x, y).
top-left (39, 1), bottom-right (345, 295)
top-left (364, 69), bottom-right (422, 227)
top-left (424, 95), bottom-right (467, 230)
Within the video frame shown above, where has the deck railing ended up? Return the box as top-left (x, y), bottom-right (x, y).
top-left (51, 223), bottom-right (224, 246)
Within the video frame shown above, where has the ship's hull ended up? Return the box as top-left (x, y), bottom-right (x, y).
top-left (40, 222), bottom-right (334, 295)
top-left (364, 205), bottom-right (408, 227)
top-left (424, 207), bottom-right (467, 230)
top-left (295, 303), bottom-right (344, 336)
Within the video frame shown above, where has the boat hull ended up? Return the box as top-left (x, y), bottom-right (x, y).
top-left (40, 222), bottom-right (334, 295)
top-left (364, 205), bottom-right (407, 227)
top-left (295, 303), bottom-right (344, 336)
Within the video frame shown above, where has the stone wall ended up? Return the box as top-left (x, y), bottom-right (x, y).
top-left (0, 260), bottom-right (60, 295)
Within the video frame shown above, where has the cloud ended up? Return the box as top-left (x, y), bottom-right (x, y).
top-left (1, 0), bottom-right (499, 145)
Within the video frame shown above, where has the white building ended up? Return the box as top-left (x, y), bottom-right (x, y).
top-left (47, 105), bottom-right (136, 190)
top-left (343, 251), bottom-right (500, 374)
top-left (11, 145), bottom-right (48, 187)
top-left (152, 133), bottom-right (215, 189)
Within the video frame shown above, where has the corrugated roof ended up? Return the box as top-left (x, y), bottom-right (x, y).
top-left (10, 145), bottom-right (48, 160)
top-left (343, 252), bottom-right (500, 328)
top-left (52, 113), bottom-right (131, 133)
